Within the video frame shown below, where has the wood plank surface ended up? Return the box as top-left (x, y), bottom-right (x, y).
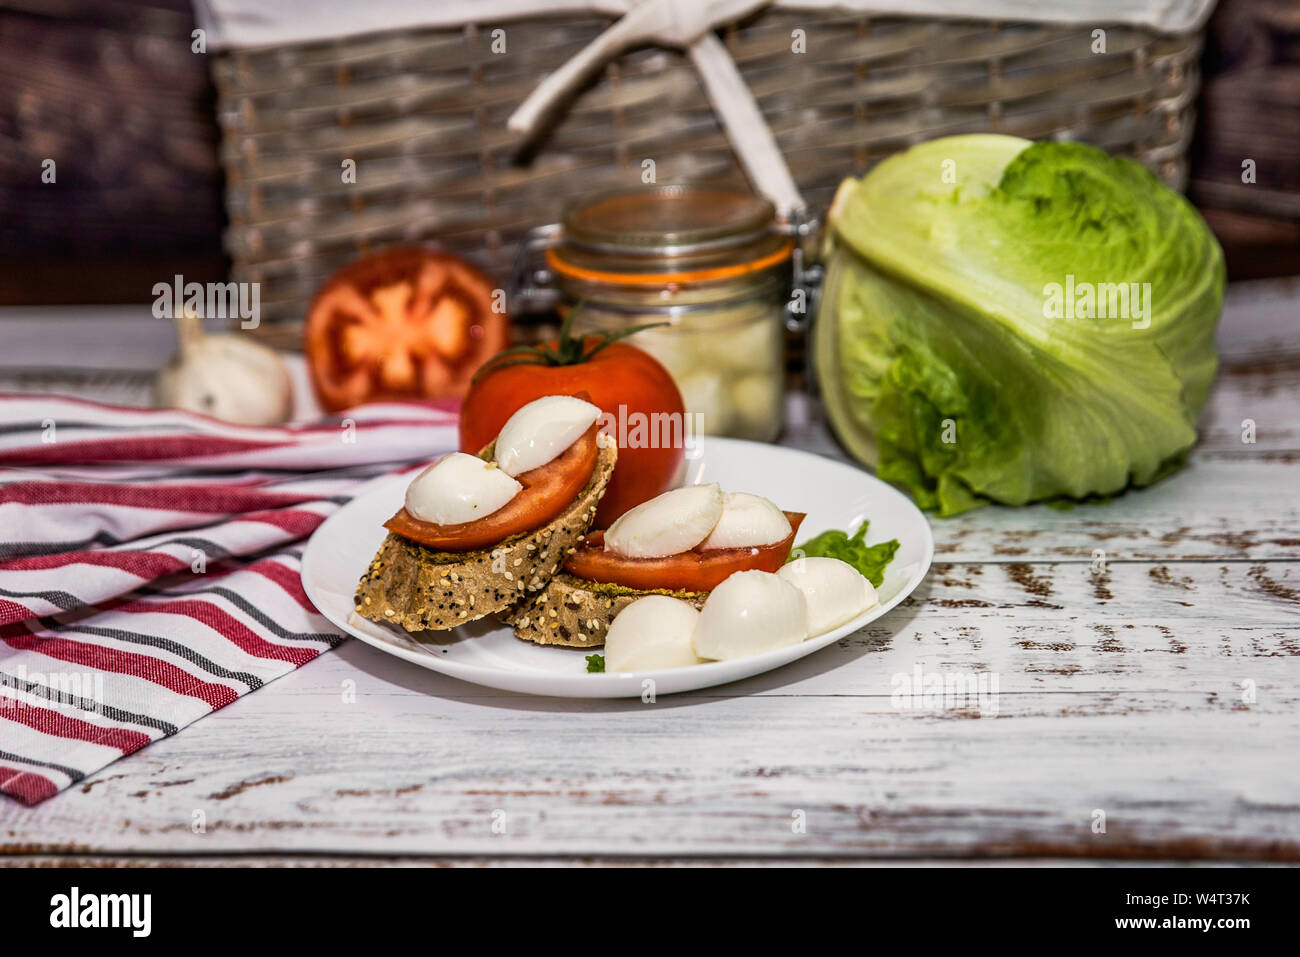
top-left (1, 282), bottom-right (1297, 863)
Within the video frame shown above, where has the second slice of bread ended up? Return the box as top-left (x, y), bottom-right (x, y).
top-left (502, 572), bottom-right (708, 647)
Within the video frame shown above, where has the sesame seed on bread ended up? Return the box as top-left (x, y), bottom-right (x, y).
top-left (354, 438), bottom-right (617, 633)
top-left (502, 572), bottom-right (707, 647)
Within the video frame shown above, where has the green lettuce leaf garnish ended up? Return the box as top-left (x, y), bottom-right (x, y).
top-left (789, 521), bottom-right (899, 587)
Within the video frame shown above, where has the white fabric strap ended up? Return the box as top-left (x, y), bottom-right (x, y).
top-left (688, 31), bottom-right (805, 215)
top-left (194, 2), bottom-right (1218, 50)
top-left (506, 0), bottom-right (806, 214)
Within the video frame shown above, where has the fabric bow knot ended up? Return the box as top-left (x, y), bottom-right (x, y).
top-left (508, 0), bottom-right (805, 216)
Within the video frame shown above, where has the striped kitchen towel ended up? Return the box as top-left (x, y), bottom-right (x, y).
top-left (0, 393), bottom-right (458, 804)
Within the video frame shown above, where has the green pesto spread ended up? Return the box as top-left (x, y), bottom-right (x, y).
top-left (582, 580), bottom-right (706, 602)
top-left (405, 528), bottom-right (530, 566)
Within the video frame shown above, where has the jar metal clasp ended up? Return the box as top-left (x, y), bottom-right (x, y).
top-left (508, 223), bottom-right (563, 316)
top-left (776, 207), bottom-right (823, 334)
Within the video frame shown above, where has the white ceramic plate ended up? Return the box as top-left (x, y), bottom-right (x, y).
top-left (302, 438), bottom-right (933, 698)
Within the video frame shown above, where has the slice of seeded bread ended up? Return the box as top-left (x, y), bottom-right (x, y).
top-left (502, 572), bottom-right (708, 647)
top-left (354, 438), bottom-right (617, 633)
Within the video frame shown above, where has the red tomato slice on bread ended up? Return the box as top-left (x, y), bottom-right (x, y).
top-left (563, 511), bottom-right (806, 592)
top-left (384, 423), bottom-right (600, 552)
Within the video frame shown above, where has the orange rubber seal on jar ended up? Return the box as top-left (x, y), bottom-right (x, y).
top-left (546, 239), bottom-right (794, 286)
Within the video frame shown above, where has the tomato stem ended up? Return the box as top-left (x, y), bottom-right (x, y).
top-left (578, 320), bottom-right (669, 363)
top-left (472, 304), bottom-right (669, 381)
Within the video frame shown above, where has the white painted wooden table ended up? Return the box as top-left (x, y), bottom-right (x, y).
top-left (1, 282), bottom-right (1297, 865)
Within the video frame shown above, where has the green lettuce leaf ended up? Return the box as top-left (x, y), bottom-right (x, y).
top-left (789, 522), bottom-right (899, 587)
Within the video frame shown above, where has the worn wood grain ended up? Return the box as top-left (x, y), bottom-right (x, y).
top-left (1, 553), bottom-right (1295, 860)
top-left (931, 458), bottom-right (1300, 563)
top-left (2, 683), bottom-right (1296, 860)
top-left (0, 285), bottom-right (1297, 862)
top-left (1198, 357), bottom-right (1300, 451)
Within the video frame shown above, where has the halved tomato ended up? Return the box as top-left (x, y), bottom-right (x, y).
top-left (384, 423), bottom-right (600, 552)
top-left (563, 512), bottom-right (806, 592)
top-left (306, 247), bottom-right (509, 412)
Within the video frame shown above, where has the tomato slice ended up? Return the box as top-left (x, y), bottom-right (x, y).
top-left (306, 248), bottom-right (509, 412)
top-left (563, 512), bottom-right (806, 592)
top-left (384, 424), bottom-right (600, 552)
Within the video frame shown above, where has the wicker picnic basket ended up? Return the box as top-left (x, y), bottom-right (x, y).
top-left (211, 9), bottom-right (1206, 342)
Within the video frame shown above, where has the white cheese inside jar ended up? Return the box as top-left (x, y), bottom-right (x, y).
top-left (544, 186), bottom-right (794, 443)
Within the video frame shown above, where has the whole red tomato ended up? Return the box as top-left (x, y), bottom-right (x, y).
top-left (461, 334), bottom-right (685, 527)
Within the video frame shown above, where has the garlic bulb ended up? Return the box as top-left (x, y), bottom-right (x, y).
top-left (154, 311), bottom-right (293, 426)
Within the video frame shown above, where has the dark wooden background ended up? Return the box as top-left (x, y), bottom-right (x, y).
top-left (0, 0), bottom-right (1296, 309)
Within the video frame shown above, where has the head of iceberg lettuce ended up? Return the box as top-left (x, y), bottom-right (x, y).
top-left (816, 135), bottom-right (1225, 515)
